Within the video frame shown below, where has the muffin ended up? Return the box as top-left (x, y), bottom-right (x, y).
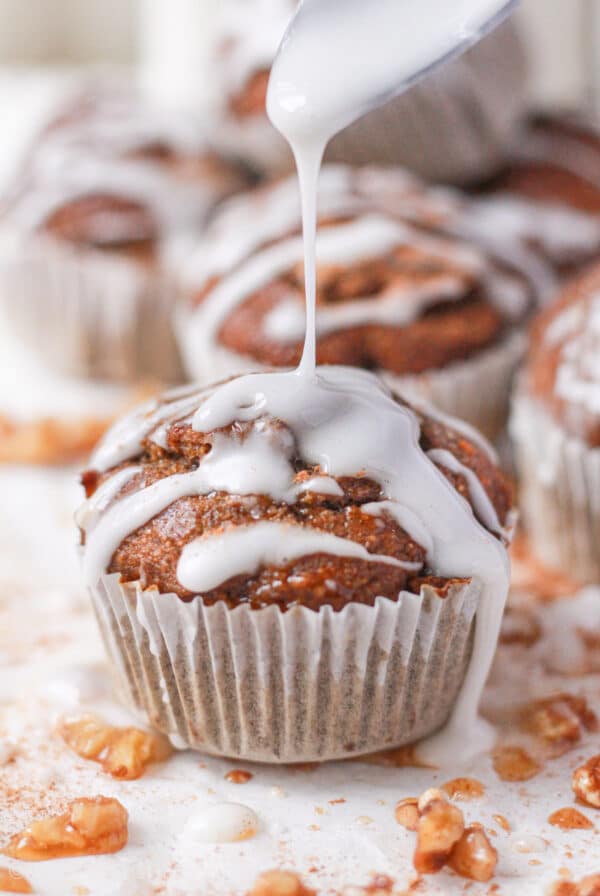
top-left (213, 4), bottom-right (526, 185)
top-left (176, 166), bottom-right (535, 439)
top-left (479, 113), bottom-right (600, 282)
top-left (0, 86), bottom-right (252, 382)
top-left (79, 366), bottom-right (514, 762)
top-left (511, 264), bottom-right (600, 584)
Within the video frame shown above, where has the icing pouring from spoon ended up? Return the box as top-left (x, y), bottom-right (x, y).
top-left (267, 0), bottom-right (519, 373)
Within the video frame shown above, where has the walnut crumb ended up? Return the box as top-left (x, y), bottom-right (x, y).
top-left (2, 797), bottom-right (128, 861)
top-left (0, 868), bottom-right (32, 893)
top-left (442, 777), bottom-right (484, 801)
top-left (548, 808), bottom-right (594, 831)
top-left (547, 874), bottom-right (600, 895)
top-left (59, 714), bottom-right (172, 780)
top-left (247, 870), bottom-right (316, 896)
top-left (492, 745), bottom-right (541, 782)
top-left (573, 755), bottom-right (600, 808)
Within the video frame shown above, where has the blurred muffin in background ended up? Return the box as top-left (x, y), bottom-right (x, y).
top-left (511, 263), bottom-right (600, 583)
top-left (213, 4), bottom-right (527, 185)
top-left (480, 113), bottom-right (600, 282)
top-left (0, 85), bottom-right (252, 383)
top-left (175, 165), bottom-right (536, 439)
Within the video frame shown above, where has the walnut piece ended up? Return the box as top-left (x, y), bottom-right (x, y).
top-left (547, 874), bottom-right (600, 896)
top-left (413, 792), bottom-right (465, 874)
top-left (448, 824), bottom-right (498, 882)
top-left (2, 797), bottom-right (128, 861)
top-left (548, 808), bottom-right (594, 831)
top-left (394, 798), bottom-right (419, 832)
top-left (573, 755), bottom-right (600, 808)
top-left (492, 745), bottom-right (541, 782)
top-left (247, 870), bottom-right (316, 896)
top-left (526, 694), bottom-right (597, 758)
top-left (0, 868), bottom-right (32, 893)
top-left (59, 714), bottom-right (172, 780)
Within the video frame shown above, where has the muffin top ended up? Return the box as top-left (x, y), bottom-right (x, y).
top-left (79, 367), bottom-right (514, 611)
top-left (494, 114), bottom-right (600, 216)
top-left (181, 165), bottom-right (535, 377)
top-left (3, 86), bottom-right (251, 254)
top-left (525, 263), bottom-right (600, 447)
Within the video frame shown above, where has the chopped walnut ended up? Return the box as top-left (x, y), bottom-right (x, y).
top-left (59, 714), bottom-right (172, 780)
top-left (548, 808), bottom-right (594, 831)
top-left (442, 778), bottom-right (484, 801)
top-left (573, 755), bottom-right (600, 808)
top-left (492, 745), bottom-right (541, 782)
top-left (525, 694), bottom-right (598, 758)
top-left (547, 875), bottom-right (600, 896)
top-left (247, 870), bottom-right (316, 896)
top-left (394, 798), bottom-right (419, 832)
top-left (2, 797), bottom-right (128, 861)
top-left (413, 791), bottom-right (465, 874)
top-left (448, 824), bottom-right (498, 882)
top-left (0, 868), bottom-right (32, 893)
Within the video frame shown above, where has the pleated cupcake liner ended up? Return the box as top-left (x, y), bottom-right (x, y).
top-left (0, 229), bottom-right (184, 383)
top-left (382, 330), bottom-right (526, 442)
top-left (90, 572), bottom-right (481, 763)
top-left (511, 391), bottom-right (600, 584)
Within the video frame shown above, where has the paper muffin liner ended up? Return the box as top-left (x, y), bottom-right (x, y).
top-left (90, 572), bottom-right (480, 763)
top-left (511, 390), bottom-right (600, 584)
top-left (381, 330), bottom-right (526, 442)
top-left (0, 229), bottom-right (184, 383)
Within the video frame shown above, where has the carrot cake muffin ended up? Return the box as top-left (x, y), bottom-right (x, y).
top-left (176, 166), bottom-right (539, 439)
top-left (0, 85), bottom-right (251, 382)
top-left (480, 113), bottom-right (600, 280)
top-left (78, 365), bottom-right (514, 762)
top-left (511, 263), bottom-right (600, 584)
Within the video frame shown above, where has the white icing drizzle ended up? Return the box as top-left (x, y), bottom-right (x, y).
top-left (186, 211), bottom-right (527, 362)
top-left (177, 520), bottom-right (417, 593)
top-left (75, 466), bottom-right (142, 532)
top-left (427, 448), bottom-right (503, 537)
top-left (264, 0), bottom-right (513, 765)
top-left (263, 273), bottom-right (470, 343)
top-left (553, 294), bottom-right (600, 417)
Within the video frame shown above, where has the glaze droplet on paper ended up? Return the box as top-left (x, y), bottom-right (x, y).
top-left (184, 803), bottom-right (259, 843)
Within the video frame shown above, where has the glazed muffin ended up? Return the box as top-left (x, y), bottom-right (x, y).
top-left (511, 264), bottom-right (600, 584)
top-left (0, 86), bottom-right (251, 382)
top-left (79, 366), bottom-right (514, 762)
top-left (479, 113), bottom-right (600, 280)
top-left (176, 166), bottom-right (537, 439)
